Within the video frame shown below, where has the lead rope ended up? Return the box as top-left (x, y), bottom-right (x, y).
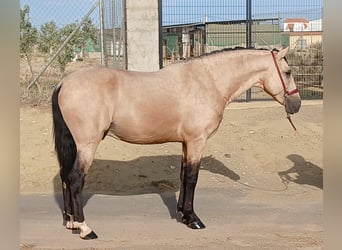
top-left (237, 179), bottom-right (289, 192)
top-left (287, 113), bottom-right (297, 131)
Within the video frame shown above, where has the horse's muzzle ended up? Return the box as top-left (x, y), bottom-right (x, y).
top-left (285, 95), bottom-right (301, 114)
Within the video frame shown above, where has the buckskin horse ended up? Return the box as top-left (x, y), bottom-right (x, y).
top-left (52, 47), bottom-right (301, 239)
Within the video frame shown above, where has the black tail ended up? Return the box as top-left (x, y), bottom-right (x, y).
top-left (52, 84), bottom-right (77, 178)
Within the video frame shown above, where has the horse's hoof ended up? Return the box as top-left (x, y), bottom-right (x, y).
top-left (181, 213), bottom-right (206, 229)
top-left (188, 220), bottom-right (206, 229)
top-left (81, 231), bottom-right (98, 240)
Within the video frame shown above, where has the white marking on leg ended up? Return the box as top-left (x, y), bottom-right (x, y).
top-left (73, 221), bottom-right (92, 238)
top-left (66, 214), bottom-right (74, 229)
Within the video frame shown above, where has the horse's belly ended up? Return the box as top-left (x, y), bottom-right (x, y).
top-left (106, 121), bottom-right (181, 144)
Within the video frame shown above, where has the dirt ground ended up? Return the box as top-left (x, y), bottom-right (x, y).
top-left (20, 100), bottom-right (323, 249)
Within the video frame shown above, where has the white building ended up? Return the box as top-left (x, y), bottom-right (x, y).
top-left (283, 18), bottom-right (322, 49)
top-left (284, 18), bottom-right (322, 32)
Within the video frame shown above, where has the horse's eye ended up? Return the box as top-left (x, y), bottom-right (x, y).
top-left (285, 70), bottom-right (291, 76)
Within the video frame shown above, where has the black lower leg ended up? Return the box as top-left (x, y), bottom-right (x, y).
top-left (182, 162), bottom-right (205, 229)
top-left (63, 186), bottom-right (73, 222)
top-left (61, 172), bottom-right (73, 223)
top-left (69, 166), bottom-right (85, 223)
top-left (68, 160), bottom-right (97, 239)
top-left (177, 160), bottom-right (186, 212)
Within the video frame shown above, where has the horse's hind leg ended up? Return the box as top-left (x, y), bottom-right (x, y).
top-left (60, 172), bottom-right (73, 228)
top-left (68, 146), bottom-right (98, 239)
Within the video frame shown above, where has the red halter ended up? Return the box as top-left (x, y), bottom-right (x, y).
top-left (271, 50), bottom-right (299, 97)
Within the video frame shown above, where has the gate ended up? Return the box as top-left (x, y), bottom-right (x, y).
top-left (101, 0), bottom-right (126, 69)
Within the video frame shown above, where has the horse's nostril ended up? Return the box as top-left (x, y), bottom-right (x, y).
top-left (285, 96), bottom-right (301, 114)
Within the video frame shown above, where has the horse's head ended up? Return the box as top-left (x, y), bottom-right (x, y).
top-left (263, 47), bottom-right (301, 115)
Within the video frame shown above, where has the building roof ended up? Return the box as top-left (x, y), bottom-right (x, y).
top-left (162, 18), bottom-right (279, 29)
top-left (284, 18), bottom-right (309, 23)
top-left (282, 31), bottom-right (322, 36)
top-left (283, 18), bottom-right (322, 32)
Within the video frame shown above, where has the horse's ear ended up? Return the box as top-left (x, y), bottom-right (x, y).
top-left (277, 47), bottom-right (290, 59)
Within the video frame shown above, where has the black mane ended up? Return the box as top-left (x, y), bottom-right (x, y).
top-left (189, 47), bottom-right (279, 60)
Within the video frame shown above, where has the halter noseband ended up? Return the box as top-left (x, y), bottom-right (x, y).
top-left (271, 50), bottom-right (299, 97)
top-left (271, 50), bottom-right (299, 131)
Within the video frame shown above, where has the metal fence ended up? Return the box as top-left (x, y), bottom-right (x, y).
top-left (20, 0), bottom-right (125, 61)
top-left (101, 0), bottom-right (126, 68)
top-left (161, 0), bottom-right (323, 100)
top-left (20, 0), bottom-right (323, 104)
top-left (20, 0), bottom-right (128, 104)
top-left (20, 0), bottom-right (99, 103)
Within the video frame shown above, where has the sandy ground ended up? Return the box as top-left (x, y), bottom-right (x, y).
top-left (20, 100), bottom-right (323, 249)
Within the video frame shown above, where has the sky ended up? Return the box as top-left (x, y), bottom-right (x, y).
top-left (20, 0), bottom-right (323, 29)
top-left (162, 0), bottom-right (323, 25)
top-left (20, 0), bottom-right (99, 28)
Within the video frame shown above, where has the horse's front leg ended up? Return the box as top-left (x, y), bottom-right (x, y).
top-left (179, 138), bottom-right (206, 229)
top-left (177, 142), bottom-right (187, 213)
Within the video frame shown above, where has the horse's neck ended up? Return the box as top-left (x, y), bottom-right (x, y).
top-left (203, 52), bottom-right (268, 105)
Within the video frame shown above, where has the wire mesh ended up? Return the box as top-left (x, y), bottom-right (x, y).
top-left (19, 0), bottom-right (323, 104)
top-left (102, 0), bottom-right (126, 69)
top-left (20, 0), bottom-right (102, 104)
top-left (20, 0), bottom-right (100, 29)
top-left (161, 0), bottom-right (323, 100)
top-left (20, 0), bottom-right (128, 104)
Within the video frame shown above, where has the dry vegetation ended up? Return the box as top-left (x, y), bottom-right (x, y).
top-left (20, 53), bottom-right (101, 106)
top-left (287, 42), bottom-right (323, 99)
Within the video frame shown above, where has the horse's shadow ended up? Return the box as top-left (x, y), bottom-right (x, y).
top-left (53, 155), bottom-right (240, 221)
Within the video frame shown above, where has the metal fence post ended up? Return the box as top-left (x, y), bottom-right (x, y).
top-left (246, 0), bottom-right (252, 102)
top-left (99, 0), bottom-right (106, 66)
top-left (112, 0), bottom-right (116, 67)
top-left (158, 0), bottom-right (163, 69)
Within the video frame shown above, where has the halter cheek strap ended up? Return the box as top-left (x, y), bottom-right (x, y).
top-left (271, 50), bottom-right (298, 131)
top-left (271, 50), bottom-right (299, 97)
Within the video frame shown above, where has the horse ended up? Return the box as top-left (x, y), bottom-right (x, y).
top-left (52, 47), bottom-right (301, 239)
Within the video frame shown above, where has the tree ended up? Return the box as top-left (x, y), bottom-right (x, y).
top-left (77, 18), bottom-right (99, 57)
top-left (58, 23), bottom-right (78, 72)
top-left (37, 18), bottom-right (98, 73)
top-left (38, 21), bottom-right (60, 55)
top-left (58, 18), bottom-right (99, 70)
top-left (20, 5), bottom-right (39, 91)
